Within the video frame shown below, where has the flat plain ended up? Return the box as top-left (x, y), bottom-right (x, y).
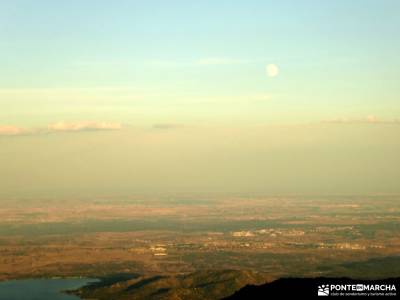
top-left (0, 194), bottom-right (399, 283)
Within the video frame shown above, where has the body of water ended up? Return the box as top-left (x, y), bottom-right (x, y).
top-left (0, 278), bottom-right (97, 300)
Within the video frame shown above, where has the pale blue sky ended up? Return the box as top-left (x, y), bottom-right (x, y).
top-left (1, 1), bottom-right (400, 196)
top-left (1, 0), bottom-right (399, 126)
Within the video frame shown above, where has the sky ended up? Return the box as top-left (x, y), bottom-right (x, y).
top-left (0, 1), bottom-right (399, 197)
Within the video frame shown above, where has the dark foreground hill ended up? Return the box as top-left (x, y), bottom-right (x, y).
top-left (70, 270), bottom-right (269, 300)
top-left (224, 277), bottom-right (400, 299)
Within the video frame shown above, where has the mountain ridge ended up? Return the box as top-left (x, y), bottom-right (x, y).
top-left (70, 269), bottom-right (270, 300)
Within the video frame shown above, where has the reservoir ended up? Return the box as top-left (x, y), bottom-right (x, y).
top-left (0, 278), bottom-right (97, 300)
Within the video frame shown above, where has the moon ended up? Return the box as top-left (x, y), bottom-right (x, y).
top-left (266, 64), bottom-right (279, 77)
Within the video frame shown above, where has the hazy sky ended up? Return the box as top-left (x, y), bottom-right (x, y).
top-left (1, 1), bottom-right (399, 197)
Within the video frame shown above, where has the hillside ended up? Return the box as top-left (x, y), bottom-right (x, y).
top-left (71, 270), bottom-right (269, 300)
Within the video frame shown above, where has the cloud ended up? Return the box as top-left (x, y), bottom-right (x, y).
top-left (47, 121), bottom-right (122, 132)
top-left (0, 121), bottom-right (123, 136)
top-left (0, 87), bottom-right (145, 104)
top-left (147, 58), bottom-right (251, 67)
top-left (0, 125), bottom-right (28, 136)
top-left (322, 115), bottom-right (400, 124)
top-left (146, 60), bottom-right (183, 67)
top-left (152, 123), bottom-right (184, 130)
top-left (196, 57), bottom-right (249, 66)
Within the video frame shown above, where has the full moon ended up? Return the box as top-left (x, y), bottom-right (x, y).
top-left (266, 64), bottom-right (279, 77)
